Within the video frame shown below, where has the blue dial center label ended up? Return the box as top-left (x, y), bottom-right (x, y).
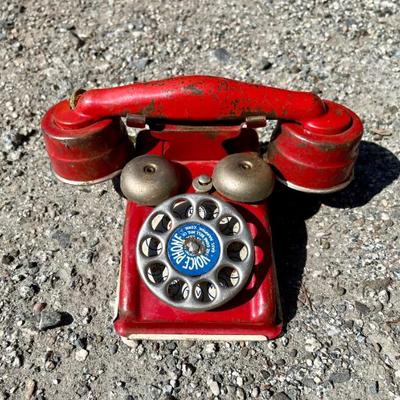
top-left (167, 223), bottom-right (221, 276)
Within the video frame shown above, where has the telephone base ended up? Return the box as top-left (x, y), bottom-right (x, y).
top-left (114, 171), bottom-right (282, 341)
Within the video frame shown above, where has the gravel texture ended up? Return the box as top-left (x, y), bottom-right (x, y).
top-left (0, 0), bottom-right (399, 399)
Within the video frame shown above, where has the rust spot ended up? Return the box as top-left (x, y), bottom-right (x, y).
top-left (211, 92), bottom-right (219, 101)
top-left (140, 100), bottom-right (156, 115)
top-left (266, 141), bottom-right (279, 160)
top-left (318, 140), bottom-right (354, 152)
top-left (217, 80), bottom-right (229, 92)
top-left (204, 131), bottom-right (221, 140)
top-left (264, 111), bottom-right (277, 120)
top-left (281, 108), bottom-right (289, 118)
top-left (239, 109), bottom-right (276, 120)
top-left (231, 98), bottom-right (240, 109)
top-left (183, 84), bottom-right (204, 95)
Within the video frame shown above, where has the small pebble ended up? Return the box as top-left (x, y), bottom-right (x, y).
top-left (162, 384), bottom-right (173, 395)
top-left (260, 57), bottom-right (272, 71)
top-left (182, 363), bottom-right (195, 377)
top-left (166, 342), bottom-right (177, 352)
top-left (336, 287), bottom-right (346, 295)
top-left (2, 254), bottom-right (15, 265)
top-left (369, 381), bottom-right (379, 394)
top-left (329, 370), bottom-right (351, 384)
top-left (24, 379), bottom-right (36, 400)
top-left (208, 380), bottom-right (220, 396)
top-left (267, 341), bottom-right (277, 350)
top-left (354, 301), bottom-right (370, 316)
top-left (305, 337), bottom-right (322, 353)
top-left (280, 336), bottom-right (289, 347)
top-left (378, 289), bottom-right (390, 304)
top-left (321, 240), bottom-right (331, 250)
top-left (261, 369), bottom-right (271, 379)
top-left (204, 343), bottom-right (218, 354)
top-left (134, 57), bottom-right (151, 71)
top-left (19, 285), bottom-right (36, 300)
top-left (236, 387), bottom-right (246, 400)
top-left (75, 349), bottom-right (89, 362)
top-left (331, 269), bottom-right (341, 278)
top-left (289, 349), bottom-right (298, 358)
top-left (39, 311), bottom-right (63, 331)
top-left (33, 302), bottom-right (47, 314)
top-left (381, 212), bottom-right (390, 221)
top-left (109, 344), bottom-right (118, 355)
top-left (251, 387), bottom-right (260, 398)
top-left (213, 47), bottom-right (231, 63)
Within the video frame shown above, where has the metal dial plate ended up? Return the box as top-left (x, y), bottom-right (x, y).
top-left (136, 193), bottom-right (254, 311)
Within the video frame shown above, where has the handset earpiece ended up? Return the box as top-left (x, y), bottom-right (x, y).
top-left (41, 96), bottom-right (133, 185)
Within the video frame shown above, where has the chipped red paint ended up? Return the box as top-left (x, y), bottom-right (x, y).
top-left (45, 76), bottom-right (325, 130)
top-left (115, 135), bottom-right (282, 339)
top-left (42, 100), bottom-right (134, 183)
top-left (41, 76), bottom-right (363, 339)
top-left (41, 76), bottom-right (362, 188)
top-left (266, 101), bottom-right (363, 191)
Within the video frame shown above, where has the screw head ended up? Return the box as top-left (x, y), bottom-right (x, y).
top-left (198, 174), bottom-right (212, 185)
top-left (193, 175), bottom-right (213, 193)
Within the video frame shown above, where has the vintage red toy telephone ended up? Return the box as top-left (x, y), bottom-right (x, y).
top-left (41, 76), bottom-right (363, 340)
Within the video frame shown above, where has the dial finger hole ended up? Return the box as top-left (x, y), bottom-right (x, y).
top-left (197, 200), bottom-right (219, 220)
top-left (217, 266), bottom-right (240, 288)
top-left (166, 279), bottom-right (189, 301)
top-left (227, 241), bottom-right (248, 262)
top-left (194, 281), bottom-right (217, 303)
top-left (171, 198), bottom-right (194, 219)
top-left (150, 212), bottom-right (172, 233)
top-left (146, 262), bottom-right (168, 285)
top-left (218, 215), bottom-right (241, 236)
top-left (141, 236), bottom-right (162, 257)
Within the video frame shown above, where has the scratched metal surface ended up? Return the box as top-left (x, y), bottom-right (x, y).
top-left (0, 1), bottom-right (399, 399)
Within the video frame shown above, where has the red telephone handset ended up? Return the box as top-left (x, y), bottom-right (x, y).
top-left (42, 76), bottom-right (362, 191)
top-left (54, 76), bottom-right (325, 124)
top-left (41, 76), bottom-right (363, 340)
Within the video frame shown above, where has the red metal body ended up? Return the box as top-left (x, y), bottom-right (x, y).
top-left (266, 101), bottom-right (363, 192)
top-left (42, 103), bottom-right (133, 183)
top-left (40, 76), bottom-right (363, 339)
top-left (114, 126), bottom-right (282, 339)
top-left (41, 76), bottom-right (363, 191)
